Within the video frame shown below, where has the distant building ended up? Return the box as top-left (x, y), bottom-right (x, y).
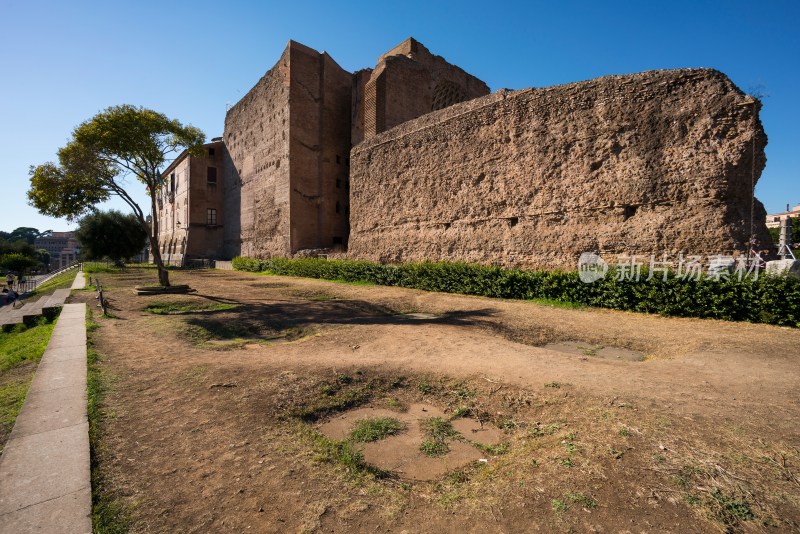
top-left (34, 231), bottom-right (80, 269)
top-left (155, 139), bottom-right (225, 266)
top-left (766, 203), bottom-right (800, 228)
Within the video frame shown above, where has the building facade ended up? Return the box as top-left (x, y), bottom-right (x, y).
top-left (156, 139), bottom-right (225, 266)
top-left (766, 203), bottom-right (800, 229)
top-left (34, 231), bottom-right (80, 270)
top-left (157, 38), bottom-right (771, 269)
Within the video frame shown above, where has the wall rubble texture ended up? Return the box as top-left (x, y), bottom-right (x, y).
top-left (223, 45), bottom-right (291, 259)
top-left (349, 68), bottom-right (770, 269)
top-left (360, 38), bottom-right (490, 141)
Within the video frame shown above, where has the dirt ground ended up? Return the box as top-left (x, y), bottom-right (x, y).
top-left (73, 268), bottom-right (800, 533)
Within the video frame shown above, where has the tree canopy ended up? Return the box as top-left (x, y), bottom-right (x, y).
top-left (28, 105), bottom-right (205, 285)
top-left (75, 210), bottom-right (148, 262)
top-left (0, 227), bottom-right (51, 245)
top-left (0, 238), bottom-right (47, 273)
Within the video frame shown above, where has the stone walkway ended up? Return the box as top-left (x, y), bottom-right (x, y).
top-left (0, 274), bottom-right (91, 532)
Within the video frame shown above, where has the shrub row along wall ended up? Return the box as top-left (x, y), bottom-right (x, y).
top-left (348, 68), bottom-right (771, 269)
top-left (232, 257), bottom-right (799, 327)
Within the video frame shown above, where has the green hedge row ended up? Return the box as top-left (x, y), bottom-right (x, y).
top-left (231, 256), bottom-right (800, 327)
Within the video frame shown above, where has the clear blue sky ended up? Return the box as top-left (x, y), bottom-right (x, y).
top-left (1, 0), bottom-right (798, 233)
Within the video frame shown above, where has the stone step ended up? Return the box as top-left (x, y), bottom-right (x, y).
top-left (42, 289), bottom-right (71, 311)
top-left (0, 300), bottom-right (41, 327)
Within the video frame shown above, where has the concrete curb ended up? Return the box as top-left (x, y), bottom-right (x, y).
top-left (0, 294), bottom-right (91, 531)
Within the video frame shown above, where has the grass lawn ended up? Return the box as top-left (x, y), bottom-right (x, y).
top-left (0, 317), bottom-right (57, 451)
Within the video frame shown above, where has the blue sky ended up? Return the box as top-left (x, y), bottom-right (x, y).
top-left (1, 0), bottom-right (798, 233)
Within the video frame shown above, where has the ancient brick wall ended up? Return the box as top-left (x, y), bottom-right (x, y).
top-left (348, 68), bottom-right (770, 269)
top-left (288, 44), bottom-right (352, 252)
top-left (360, 38), bottom-right (490, 141)
top-left (223, 45), bottom-right (291, 259)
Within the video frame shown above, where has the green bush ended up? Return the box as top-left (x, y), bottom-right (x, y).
top-left (231, 257), bottom-right (800, 327)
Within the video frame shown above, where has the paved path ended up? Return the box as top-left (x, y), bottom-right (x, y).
top-left (71, 271), bottom-right (86, 290)
top-left (0, 297), bottom-right (91, 532)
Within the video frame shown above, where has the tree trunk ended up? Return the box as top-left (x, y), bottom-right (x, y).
top-left (147, 193), bottom-right (171, 287)
top-left (149, 238), bottom-right (171, 287)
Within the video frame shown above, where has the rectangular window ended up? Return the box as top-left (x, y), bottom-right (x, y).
top-left (207, 208), bottom-right (217, 225)
top-left (208, 147), bottom-right (215, 157)
top-left (207, 167), bottom-right (217, 184)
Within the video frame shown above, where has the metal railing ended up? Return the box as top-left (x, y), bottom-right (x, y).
top-left (87, 276), bottom-right (108, 315)
top-left (6, 261), bottom-right (82, 295)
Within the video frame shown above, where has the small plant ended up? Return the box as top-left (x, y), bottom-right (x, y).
top-left (451, 406), bottom-right (470, 418)
top-left (337, 373), bottom-right (353, 385)
top-left (551, 498), bottom-right (568, 513)
top-left (544, 382), bottom-right (561, 389)
top-left (684, 494), bottom-right (701, 506)
top-left (529, 423), bottom-right (561, 437)
top-left (476, 442), bottom-right (509, 455)
top-left (618, 427), bottom-right (630, 437)
top-left (422, 417), bottom-right (458, 440)
top-left (349, 417), bottom-right (405, 443)
top-left (419, 417), bottom-right (459, 457)
top-left (145, 302), bottom-right (235, 314)
top-left (710, 488), bottom-right (755, 524)
top-left (386, 397), bottom-right (404, 410)
top-left (420, 439), bottom-right (449, 457)
top-left (579, 345), bottom-right (603, 357)
top-left (560, 458), bottom-right (575, 467)
top-left (565, 492), bottom-right (598, 509)
top-left (499, 418), bottom-right (518, 431)
top-left (418, 379), bottom-right (433, 394)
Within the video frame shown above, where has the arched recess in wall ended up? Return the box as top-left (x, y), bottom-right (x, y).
top-left (431, 80), bottom-right (467, 111)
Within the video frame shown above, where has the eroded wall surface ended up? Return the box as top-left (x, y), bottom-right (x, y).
top-left (360, 38), bottom-right (490, 141)
top-left (288, 44), bottom-right (352, 252)
top-left (223, 46), bottom-right (291, 258)
top-left (349, 68), bottom-right (770, 268)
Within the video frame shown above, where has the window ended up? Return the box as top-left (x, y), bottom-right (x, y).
top-left (170, 173), bottom-right (175, 193)
top-left (208, 147), bottom-right (215, 157)
top-left (207, 208), bottom-right (217, 225)
top-left (207, 167), bottom-right (217, 185)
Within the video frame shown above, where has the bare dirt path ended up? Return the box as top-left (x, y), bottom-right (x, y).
top-left (77, 268), bottom-right (800, 533)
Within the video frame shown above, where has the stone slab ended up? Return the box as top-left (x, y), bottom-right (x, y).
top-left (26, 358), bottom-right (87, 396)
top-left (10, 384), bottom-right (87, 440)
top-left (43, 334), bottom-right (86, 350)
top-left (70, 272), bottom-right (86, 290)
top-left (0, 422), bottom-right (90, 515)
top-left (0, 302), bottom-right (90, 531)
top-left (41, 343), bottom-right (87, 363)
top-left (0, 487), bottom-right (91, 534)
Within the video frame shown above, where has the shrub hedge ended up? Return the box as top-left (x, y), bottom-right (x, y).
top-left (232, 256), bottom-right (799, 327)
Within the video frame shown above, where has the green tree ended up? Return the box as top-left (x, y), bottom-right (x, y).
top-left (0, 252), bottom-right (38, 273)
top-left (768, 222), bottom-right (800, 253)
top-left (35, 249), bottom-right (50, 270)
top-left (75, 210), bottom-right (147, 262)
top-left (7, 227), bottom-right (51, 245)
top-left (27, 105), bottom-right (204, 286)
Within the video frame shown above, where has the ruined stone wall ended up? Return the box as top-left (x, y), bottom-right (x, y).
top-left (223, 45), bottom-right (291, 259)
top-left (288, 44), bottom-right (352, 252)
top-left (361, 38), bottom-right (490, 141)
top-left (349, 68), bottom-right (770, 269)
